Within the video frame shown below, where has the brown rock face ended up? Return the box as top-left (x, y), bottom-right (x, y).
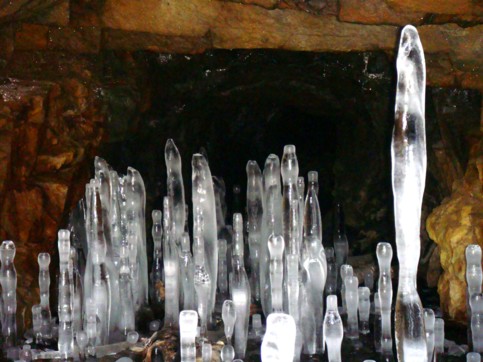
top-left (427, 136), bottom-right (483, 323)
top-left (0, 78), bottom-right (104, 329)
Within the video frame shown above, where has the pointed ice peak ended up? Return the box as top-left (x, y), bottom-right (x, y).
top-left (281, 145), bottom-right (298, 185)
top-left (165, 139), bottom-right (181, 163)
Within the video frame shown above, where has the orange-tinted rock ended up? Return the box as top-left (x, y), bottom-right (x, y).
top-left (385, 0), bottom-right (483, 16)
top-left (339, 0), bottom-right (425, 25)
top-left (48, 26), bottom-right (101, 53)
top-left (0, 77), bottom-right (105, 327)
top-left (427, 138), bottom-right (483, 323)
top-left (15, 23), bottom-right (49, 50)
top-left (0, 1), bottom-right (59, 22)
top-left (31, 0), bottom-right (70, 26)
top-left (103, 29), bottom-right (211, 54)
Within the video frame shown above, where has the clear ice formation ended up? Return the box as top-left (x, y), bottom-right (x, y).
top-left (423, 308), bottom-right (435, 362)
top-left (222, 300), bottom-right (237, 345)
top-left (151, 210), bottom-right (164, 308)
top-left (466, 244), bottom-right (482, 346)
top-left (377, 242), bottom-right (393, 357)
top-left (180, 233), bottom-right (196, 311)
top-left (118, 242), bottom-right (135, 335)
top-left (470, 293), bottom-right (483, 352)
top-left (268, 234), bottom-right (285, 312)
top-left (323, 295), bottom-right (343, 362)
top-left (325, 248), bottom-right (338, 297)
top-left (32, 304), bottom-right (42, 344)
top-left (358, 287), bottom-right (371, 334)
top-left (261, 154), bottom-right (283, 315)
top-left (286, 252), bottom-right (299, 323)
top-left (297, 176), bottom-right (305, 246)
top-left (434, 318), bottom-right (444, 356)
top-left (163, 197), bottom-right (180, 328)
top-left (252, 314), bottom-right (263, 339)
top-left (467, 352), bottom-right (482, 362)
top-left (1, 240), bottom-right (17, 351)
top-left (374, 292), bottom-right (382, 353)
top-left (345, 276), bottom-right (359, 339)
top-left (231, 214), bottom-right (251, 358)
top-left (392, 25), bottom-right (428, 361)
top-left (165, 139), bottom-right (186, 246)
top-left (202, 341), bottom-right (213, 362)
top-left (340, 264), bottom-right (353, 314)
top-left (218, 239), bottom-right (229, 297)
top-left (261, 313), bottom-right (296, 362)
top-left (193, 224), bottom-right (211, 336)
top-left (70, 247), bottom-right (84, 335)
top-left (222, 344), bottom-right (235, 362)
top-left (37, 252), bottom-right (52, 342)
top-left (281, 146), bottom-right (300, 257)
top-left (125, 167), bottom-right (149, 307)
top-left (302, 186), bottom-right (327, 351)
top-left (307, 171), bottom-right (318, 195)
top-left (300, 272), bottom-right (316, 355)
top-left (192, 153), bottom-right (218, 321)
top-left (57, 231), bottom-right (74, 358)
top-left (179, 310), bottom-right (198, 362)
top-left (246, 160), bottom-right (264, 303)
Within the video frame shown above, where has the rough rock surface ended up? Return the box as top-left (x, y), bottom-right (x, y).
top-left (427, 135), bottom-right (483, 323)
top-left (0, 77), bottom-right (104, 329)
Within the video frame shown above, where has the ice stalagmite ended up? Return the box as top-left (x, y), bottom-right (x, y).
top-left (180, 233), bottom-right (195, 311)
top-left (302, 187), bottom-right (327, 352)
top-left (57, 231), bottom-right (74, 357)
top-left (323, 295), bottom-right (343, 362)
top-left (163, 197), bottom-right (180, 328)
top-left (246, 160), bottom-right (264, 303)
top-left (126, 167), bottom-right (149, 307)
top-left (392, 25), bottom-right (428, 361)
top-left (38, 253), bottom-right (52, 341)
top-left (268, 234), bottom-right (284, 312)
top-left (261, 154), bottom-right (282, 315)
top-left (281, 145), bottom-right (299, 255)
top-left (261, 313), bottom-right (296, 362)
top-left (192, 154), bottom-right (218, 320)
top-left (377, 242), bottom-right (393, 357)
top-left (94, 157), bottom-right (112, 240)
top-left (165, 139), bottom-right (186, 245)
top-left (231, 214), bottom-right (251, 358)
top-left (0, 240), bottom-right (17, 352)
top-left (180, 310), bottom-right (198, 362)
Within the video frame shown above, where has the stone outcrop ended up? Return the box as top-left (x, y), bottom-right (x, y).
top-left (427, 130), bottom-right (483, 323)
top-left (0, 77), bottom-right (104, 329)
top-left (0, 0), bottom-right (479, 90)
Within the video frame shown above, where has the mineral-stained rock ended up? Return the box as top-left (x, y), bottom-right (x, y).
top-left (385, 0), bottom-right (483, 16)
top-left (48, 26), bottom-right (101, 54)
top-left (427, 137), bottom-right (483, 323)
top-left (339, 0), bottom-right (425, 25)
top-left (0, 0), bottom-right (59, 23)
top-left (14, 23), bottom-right (49, 50)
top-left (0, 77), bottom-right (105, 329)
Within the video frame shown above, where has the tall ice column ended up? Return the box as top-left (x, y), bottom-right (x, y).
top-left (392, 25), bottom-right (428, 361)
top-left (192, 154), bottom-right (218, 321)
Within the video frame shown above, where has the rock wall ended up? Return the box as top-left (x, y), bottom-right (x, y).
top-left (427, 116), bottom-right (483, 323)
top-left (0, 0), bottom-right (480, 327)
top-left (0, 0), bottom-right (481, 90)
